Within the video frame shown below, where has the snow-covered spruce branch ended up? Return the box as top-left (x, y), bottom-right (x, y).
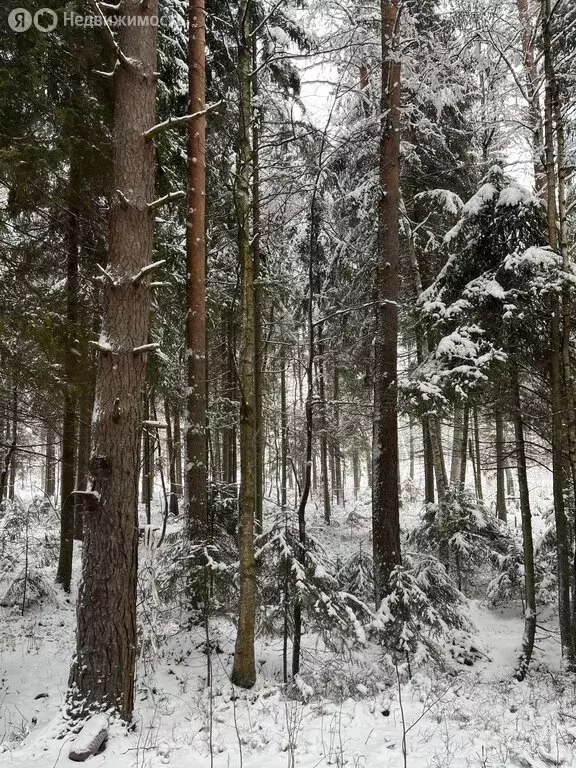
top-left (142, 101), bottom-right (224, 141)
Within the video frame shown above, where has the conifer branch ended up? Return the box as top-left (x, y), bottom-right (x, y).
top-left (142, 101), bottom-right (224, 140)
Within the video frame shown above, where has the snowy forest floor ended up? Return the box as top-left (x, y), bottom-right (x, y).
top-left (2, 486), bottom-right (576, 767)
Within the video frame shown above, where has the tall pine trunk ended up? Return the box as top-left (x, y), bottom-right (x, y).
top-left (56, 165), bottom-right (80, 592)
top-left (231, 0), bottom-right (257, 688)
top-left (541, 0), bottom-right (574, 660)
top-left (44, 425), bottom-right (56, 498)
top-left (252, 33), bottom-right (264, 534)
top-left (495, 404), bottom-right (507, 522)
top-left (372, 0), bottom-right (402, 605)
top-left (512, 364), bottom-right (536, 681)
top-left (318, 331), bottom-right (331, 524)
top-left (67, 0), bottom-right (158, 719)
top-left (186, 0), bottom-right (208, 540)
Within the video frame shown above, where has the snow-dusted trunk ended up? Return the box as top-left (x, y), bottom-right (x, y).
top-left (423, 419), bottom-right (435, 503)
top-left (472, 407), bottom-right (483, 500)
top-left (495, 404), bottom-right (507, 523)
top-left (164, 399), bottom-right (180, 516)
top-left (56, 166), bottom-right (80, 592)
top-left (449, 405), bottom-right (464, 489)
top-left (67, 0), bottom-right (158, 720)
top-left (541, 0), bottom-right (575, 660)
top-left (44, 425), bottom-right (56, 498)
top-left (511, 364), bottom-right (536, 682)
top-left (75, 374), bottom-right (95, 541)
top-left (186, 0), bottom-right (208, 539)
top-left (141, 391), bottom-right (153, 523)
top-left (292, 169), bottom-right (322, 677)
top-left (516, 0), bottom-right (545, 192)
top-left (458, 404), bottom-right (469, 488)
top-left (280, 345), bottom-right (288, 512)
top-left (231, 0), bottom-right (257, 689)
top-left (372, 0), bottom-right (402, 605)
top-left (353, 446), bottom-right (361, 499)
top-left (8, 387), bottom-right (16, 501)
top-left (333, 367), bottom-right (344, 506)
top-left (252, 33), bottom-right (264, 534)
top-left (429, 414), bottom-right (449, 569)
top-left (318, 330), bottom-right (331, 524)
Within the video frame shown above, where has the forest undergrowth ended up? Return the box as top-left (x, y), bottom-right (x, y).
top-left (1, 477), bottom-right (575, 768)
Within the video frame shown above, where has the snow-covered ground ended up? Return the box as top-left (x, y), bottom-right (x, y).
top-left (2, 476), bottom-right (575, 768)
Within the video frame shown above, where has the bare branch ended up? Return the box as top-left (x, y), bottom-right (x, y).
top-left (142, 101), bottom-right (224, 140)
top-left (147, 190), bottom-right (185, 209)
top-left (131, 260), bottom-right (166, 284)
top-left (133, 343), bottom-right (160, 354)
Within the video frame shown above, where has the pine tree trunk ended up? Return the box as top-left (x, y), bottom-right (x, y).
top-left (67, 0), bottom-right (158, 720)
top-left (516, 0), bottom-right (545, 192)
top-left (186, 0), bottom-right (208, 541)
top-left (450, 404), bottom-right (464, 489)
top-left (141, 391), bottom-right (153, 523)
top-left (459, 404), bottom-right (469, 489)
top-left (280, 345), bottom-right (288, 512)
top-left (173, 405), bottom-right (183, 494)
top-left (495, 404), bottom-right (507, 523)
top-left (372, 0), bottom-right (402, 605)
top-left (56, 166), bottom-right (80, 591)
top-left (231, 0), bottom-right (257, 688)
top-left (352, 446), bottom-right (360, 500)
top-left (5, 387), bottom-right (18, 501)
top-left (44, 425), bottom-right (56, 498)
top-left (512, 364), bottom-right (536, 682)
top-left (423, 417), bottom-right (435, 503)
top-left (164, 399), bottom-right (180, 516)
top-left (8, 388), bottom-right (16, 501)
top-left (318, 333), bottom-right (331, 524)
top-left (408, 416), bottom-right (415, 481)
top-left (541, 0), bottom-right (575, 661)
top-left (75, 376), bottom-right (95, 541)
top-left (333, 367), bottom-right (343, 506)
top-left (252, 33), bottom-right (264, 534)
top-left (222, 311), bottom-right (237, 494)
top-left (473, 406), bottom-right (483, 500)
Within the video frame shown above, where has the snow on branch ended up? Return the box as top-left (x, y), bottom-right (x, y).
top-left (147, 190), bottom-right (185, 210)
top-left (142, 101), bottom-right (224, 140)
top-left (132, 260), bottom-right (166, 284)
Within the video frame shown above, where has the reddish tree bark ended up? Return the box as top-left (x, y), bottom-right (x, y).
top-left (67, 0), bottom-right (158, 721)
top-left (372, 0), bottom-right (402, 604)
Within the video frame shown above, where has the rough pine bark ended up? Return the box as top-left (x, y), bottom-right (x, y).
top-left (231, 0), bottom-right (257, 688)
top-left (495, 405), bottom-right (507, 523)
top-left (252, 33), bottom-right (264, 533)
top-left (56, 187), bottom-right (79, 590)
top-left (67, 0), bottom-right (158, 720)
top-left (541, 0), bottom-right (574, 660)
top-left (186, 0), bottom-right (208, 539)
top-left (372, 0), bottom-right (402, 605)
